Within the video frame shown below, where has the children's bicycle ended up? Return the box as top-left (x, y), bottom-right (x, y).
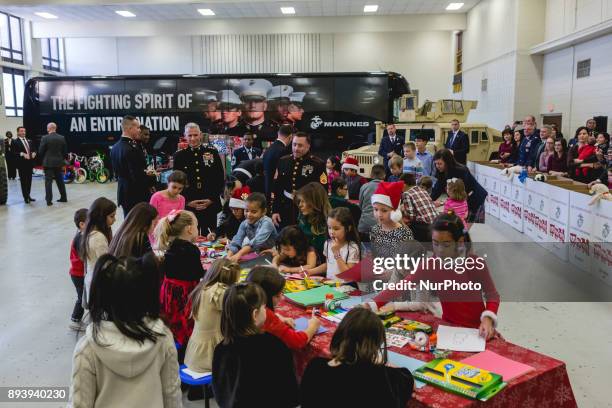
top-left (64, 153), bottom-right (88, 184)
top-left (84, 153), bottom-right (110, 183)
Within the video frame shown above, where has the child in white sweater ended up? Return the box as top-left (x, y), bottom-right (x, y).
top-left (69, 254), bottom-right (181, 408)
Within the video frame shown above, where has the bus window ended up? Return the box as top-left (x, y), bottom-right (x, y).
top-left (470, 130), bottom-right (479, 145)
top-left (481, 131), bottom-right (489, 141)
top-left (410, 128), bottom-right (435, 142)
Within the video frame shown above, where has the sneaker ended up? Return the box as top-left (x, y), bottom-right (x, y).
top-left (69, 319), bottom-right (84, 331)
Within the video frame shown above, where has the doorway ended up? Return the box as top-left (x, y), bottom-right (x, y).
top-left (541, 114), bottom-right (562, 135)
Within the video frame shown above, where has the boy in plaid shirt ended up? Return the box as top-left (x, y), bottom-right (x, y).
top-left (400, 173), bottom-right (438, 242)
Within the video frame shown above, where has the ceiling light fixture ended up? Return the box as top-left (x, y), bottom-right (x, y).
top-left (35, 12), bottom-right (58, 19)
top-left (364, 5), bottom-right (379, 13)
top-left (198, 8), bottom-right (215, 16)
top-left (446, 3), bottom-right (464, 11)
top-left (115, 10), bottom-right (136, 17)
top-left (280, 7), bottom-right (296, 15)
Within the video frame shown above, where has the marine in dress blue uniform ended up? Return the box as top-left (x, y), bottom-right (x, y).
top-left (173, 126), bottom-right (225, 235)
top-left (110, 119), bottom-right (151, 216)
top-left (272, 145), bottom-right (327, 228)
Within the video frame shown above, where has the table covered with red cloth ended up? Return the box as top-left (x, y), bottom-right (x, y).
top-left (276, 298), bottom-right (577, 408)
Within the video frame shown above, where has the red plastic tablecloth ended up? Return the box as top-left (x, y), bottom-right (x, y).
top-left (276, 299), bottom-right (577, 408)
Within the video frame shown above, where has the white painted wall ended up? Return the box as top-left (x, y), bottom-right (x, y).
top-left (545, 0), bottom-right (612, 41)
top-left (540, 32), bottom-right (612, 133)
top-left (454, 0), bottom-right (519, 129)
top-left (459, 53), bottom-right (516, 129)
top-left (332, 31), bottom-right (453, 101)
top-left (64, 37), bottom-right (118, 76)
top-left (461, 0), bottom-right (517, 69)
top-left (64, 31), bottom-right (454, 103)
top-left (537, 0), bottom-right (612, 135)
top-left (117, 36), bottom-right (194, 75)
top-left (455, 0), bottom-right (546, 130)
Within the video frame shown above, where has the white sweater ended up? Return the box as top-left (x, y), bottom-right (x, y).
top-left (83, 230), bottom-right (109, 304)
top-left (68, 319), bottom-right (181, 408)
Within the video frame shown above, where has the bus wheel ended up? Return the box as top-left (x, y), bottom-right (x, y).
top-left (75, 168), bottom-right (88, 184)
top-left (96, 169), bottom-right (110, 184)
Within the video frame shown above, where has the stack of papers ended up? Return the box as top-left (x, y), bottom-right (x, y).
top-left (181, 367), bottom-right (211, 379)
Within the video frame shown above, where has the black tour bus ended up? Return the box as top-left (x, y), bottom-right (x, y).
top-left (23, 72), bottom-right (409, 156)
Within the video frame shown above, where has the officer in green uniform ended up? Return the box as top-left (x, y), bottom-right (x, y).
top-left (173, 122), bottom-right (225, 235)
top-left (272, 132), bottom-right (327, 229)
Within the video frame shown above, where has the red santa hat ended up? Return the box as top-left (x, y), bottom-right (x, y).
top-left (371, 181), bottom-right (405, 222)
top-left (229, 186), bottom-right (251, 209)
top-left (342, 156), bottom-right (360, 172)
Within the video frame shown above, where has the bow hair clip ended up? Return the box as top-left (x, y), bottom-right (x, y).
top-left (167, 209), bottom-right (181, 223)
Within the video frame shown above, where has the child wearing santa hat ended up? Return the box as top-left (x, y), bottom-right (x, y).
top-left (207, 186), bottom-right (249, 241)
top-left (369, 181), bottom-right (416, 279)
top-left (341, 156), bottom-right (367, 200)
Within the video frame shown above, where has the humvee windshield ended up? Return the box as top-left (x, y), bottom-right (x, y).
top-left (409, 129), bottom-right (435, 142)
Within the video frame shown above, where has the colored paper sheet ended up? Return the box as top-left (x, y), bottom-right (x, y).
top-left (387, 351), bottom-right (427, 389)
top-left (284, 286), bottom-right (348, 307)
top-left (460, 350), bottom-right (535, 382)
top-left (294, 317), bottom-right (329, 335)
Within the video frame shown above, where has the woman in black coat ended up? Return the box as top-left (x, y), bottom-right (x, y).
top-left (4, 131), bottom-right (17, 180)
top-left (431, 148), bottom-right (488, 223)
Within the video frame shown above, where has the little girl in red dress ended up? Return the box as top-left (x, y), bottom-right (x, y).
top-left (154, 210), bottom-right (205, 353)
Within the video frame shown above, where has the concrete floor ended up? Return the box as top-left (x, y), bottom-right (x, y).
top-left (0, 177), bottom-right (610, 407)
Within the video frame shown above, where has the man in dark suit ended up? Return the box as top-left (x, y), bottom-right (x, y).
top-left (38, 122), bottom-right (68, 205)
top-left (231, 133), bottom-right (261, 170)
top-left (378, 123), bottom-right (404, 173)
top-left (12, 126), bottom-right (37, 203)
top-left (262, 124), bottom-right (292, 202)
top-left (445, 119), bottom-right (470, 165)
top-left (110, 116), bottom-right (153, 217)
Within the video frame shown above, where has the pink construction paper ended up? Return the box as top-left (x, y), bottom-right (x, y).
top-left (240, 253), bottom-right (259, 261)
top-left (461, 350), bottom-right (535, 382)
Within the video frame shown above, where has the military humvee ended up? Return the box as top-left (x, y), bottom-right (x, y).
top-left (342, 94), bottom-right (502, 176)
